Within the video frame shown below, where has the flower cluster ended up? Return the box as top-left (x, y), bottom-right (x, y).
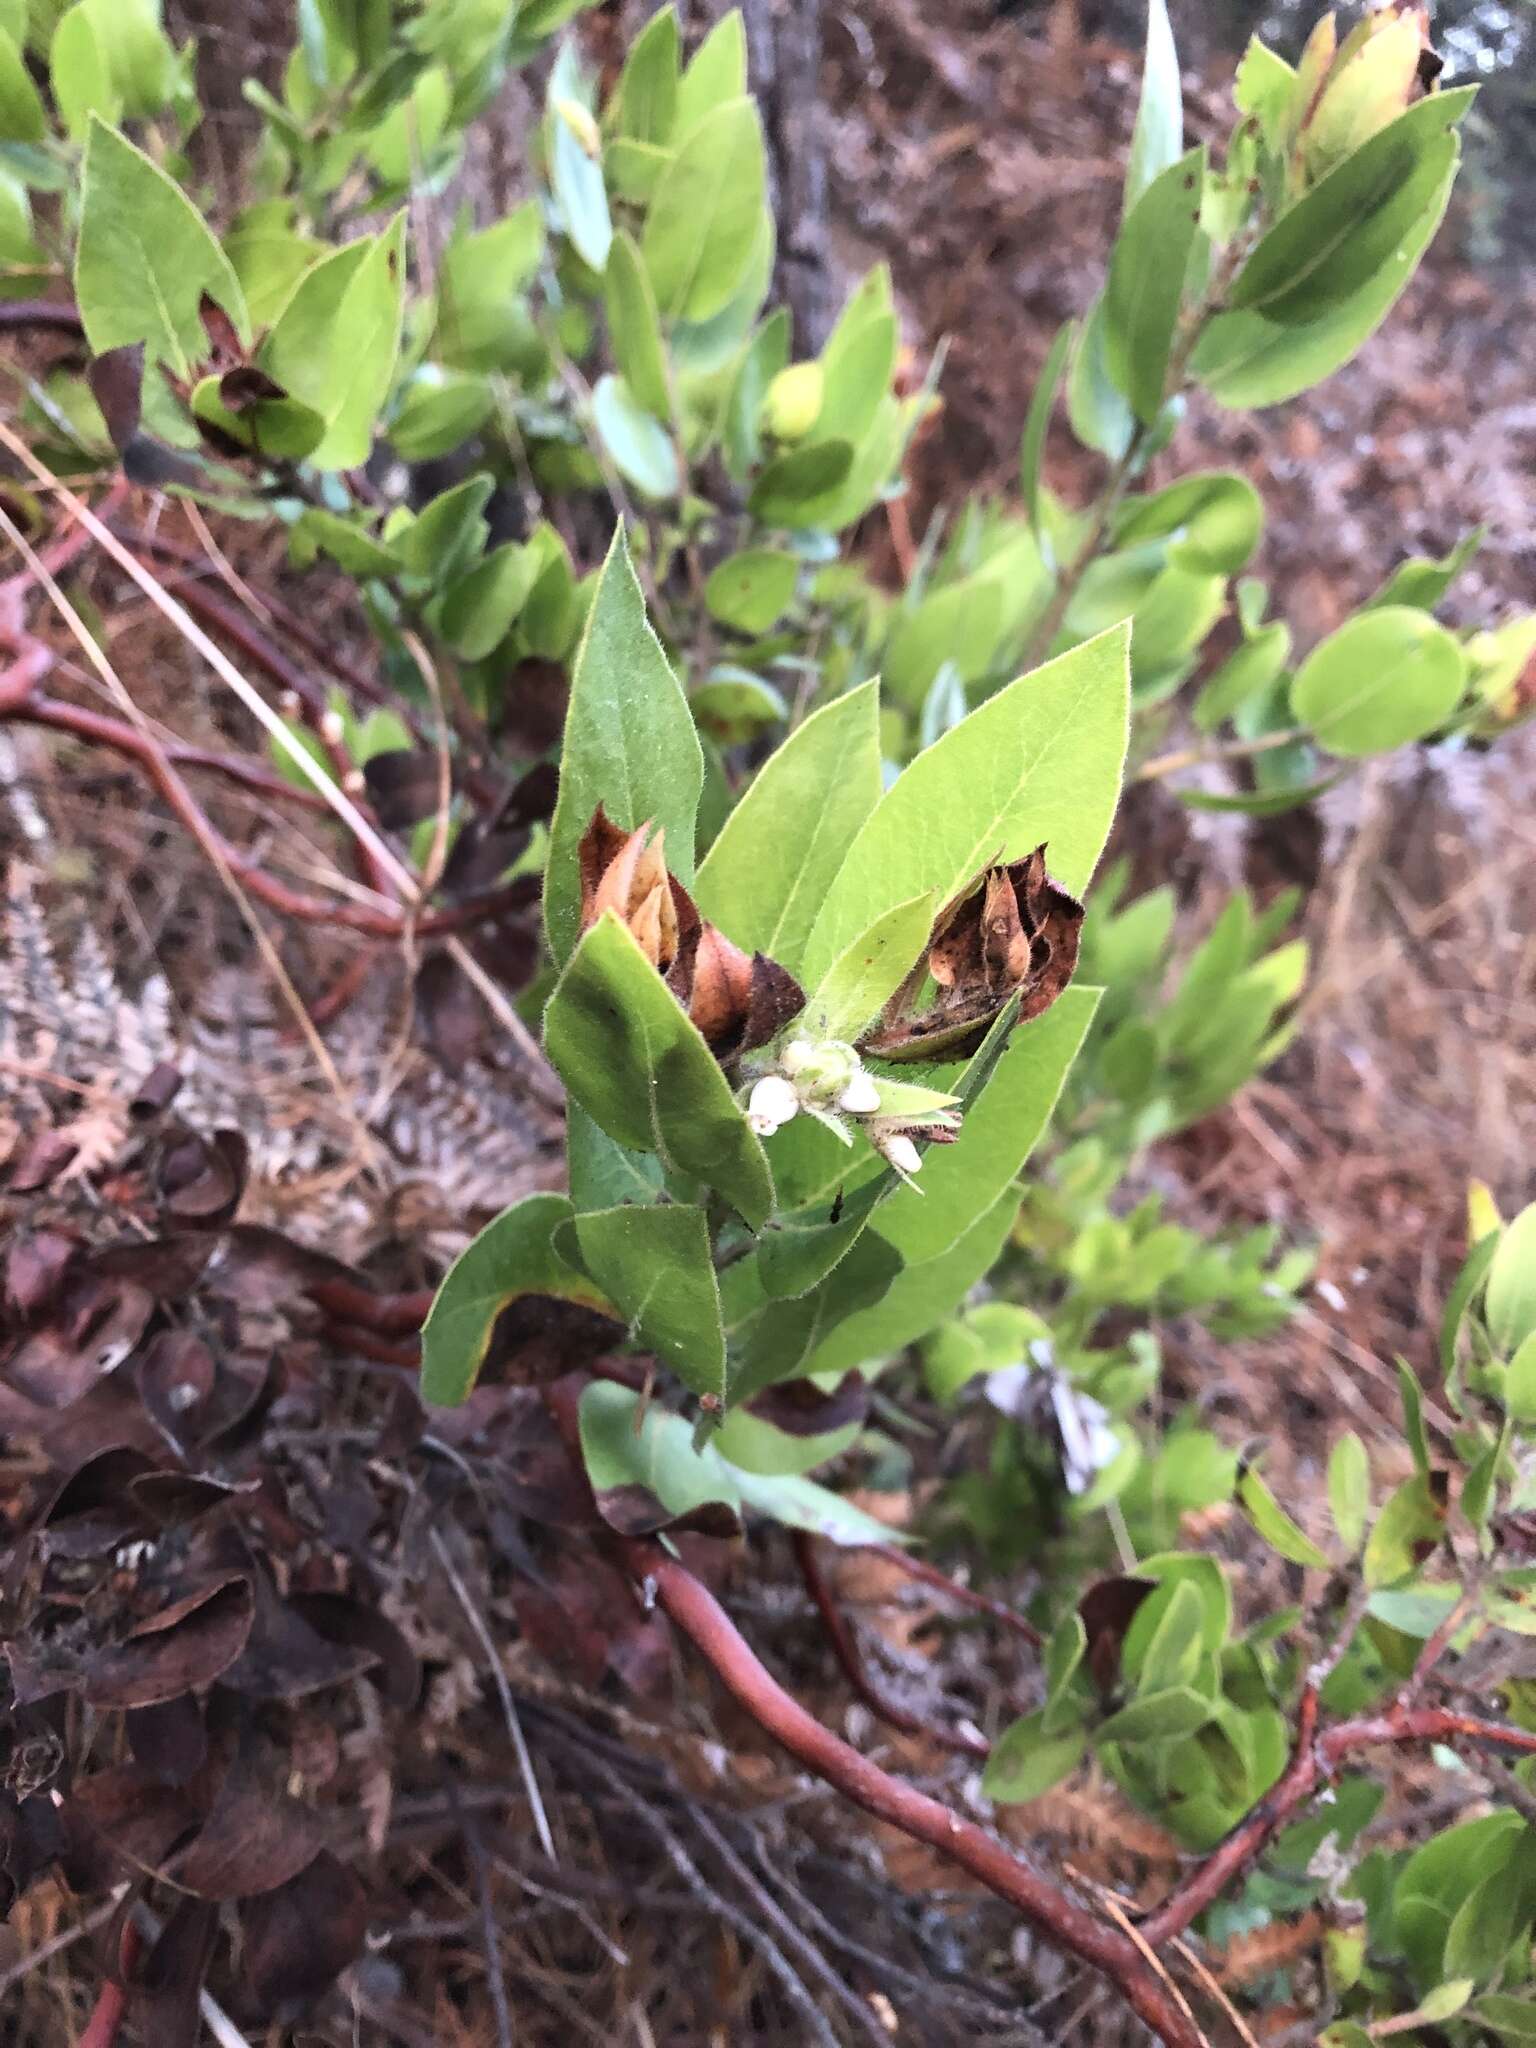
top-left (745, 1037), bottom-right (960, 1185)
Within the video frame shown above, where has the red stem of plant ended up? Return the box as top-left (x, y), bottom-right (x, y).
top-left (4, 685), bottom-right (529, 937)
top-left (847, 1542), bottom-right (1043, 1649)
top-left (74, 1919), bottom-right (140, 2048)
top-left (1140, 1689), bottom-right (1536, 1947)
top-left (792, 1530), bottom-right (990, 1759)
top-left (629, 1540), bottom-right (1206, 2048)
top-left (0, 299), bottom-right (85, 336)
top-left (15, 693), bottom-right (332, 811)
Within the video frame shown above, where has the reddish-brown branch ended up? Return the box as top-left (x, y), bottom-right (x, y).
top-left (74, 1919), bottom-right (139, 2048)
top-left (628, 1540), bottom-right (1205, 2048)
top-left (15, 694), bottom-right (332, 812)
top-left (792, 1530), bottom-right (990, 1759)
top-left (306, 1279), bottom-right (435, 1335)
top-left (1141, 1692), bottom-right (1536, 1947)
top-left (0, 299), bottom-right (85, 336)
top-left (847, 1542), bottom-right (1043, 1649)
top-left (5, 687), bottom-right (531, 937)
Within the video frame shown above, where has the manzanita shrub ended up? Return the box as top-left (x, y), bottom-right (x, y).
top-left (6, 0), bottom-right (1536, 2038)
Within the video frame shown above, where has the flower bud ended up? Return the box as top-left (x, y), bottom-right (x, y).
top-left (837, 1070), bottom-right (881, 1116)
top-left (762, 363), bottom-right (825, 443)
top-left (882, 1134), bottom-right (923, 1179)
top-left (777, 1037), bottom-right (858, 1104)
top-left (747, 1075), bottom-right (799, 1136)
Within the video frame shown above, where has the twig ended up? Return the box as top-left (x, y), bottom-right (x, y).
top-left (0, 298), bottom-right (84, 335)
top-left (1133, 726), bottom-right (1310, 785)
top-left (846, 1542), bottom-right (1043, 1648)
top-left (793, 1530), bottom-right (991, 1758)
top-left (457, 1801), bottom-right (516, 2048)
top-left (626, 1541), bottom-right (1206, 2048)
top-left (0, 1890), bottom-right (129, 2001)
top-left (430, 1524), bottom-right (557, 1863)
top-left (687, 1801), bottom-right (894, 2047)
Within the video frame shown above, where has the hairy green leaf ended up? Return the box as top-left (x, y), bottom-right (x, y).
top-left (543, 913), bottom-right (774, 1227)
top-left (421, 1194), bottom-right (611, 1406)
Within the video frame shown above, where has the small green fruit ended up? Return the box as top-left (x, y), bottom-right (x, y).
top-left (762, 362), bottom-right (825, 443)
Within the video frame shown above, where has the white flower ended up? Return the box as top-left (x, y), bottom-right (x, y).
top-left (883, 1134), bottom-right (923, 1178)
top-left (837, 1069), bottom-right (881, 1115)
top-left (746, 1074), bottom-right (799, 1136)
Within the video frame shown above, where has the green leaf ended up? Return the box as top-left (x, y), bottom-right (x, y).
top-left (674, 7), bottom-right (744, 134)
top-left (290, 508), bottom-right (401, 579)
top-left (262, 218), bottom-right (406, 471)
top-left (710, 1404), bottom-right (860, 1479)
top-left (421, 1193), bottom-right (611, 1405)
top-left (1112, 471), bottom-right (1263, 575)
top-left (1418, 1980), bottom-right (1474, 2025)
top-left (643, 95), bottom-right (765, 324)
top-left (225, 203), bottom-right (329, 332)
top-left (1397, 1358), bottom-right (1430, 1479)
top-left (804, 1187), bottom-right (1018, 1380)
top-left (1229, 92), bottom-right (1473, 326)
top-left (568, 1101), bottom-right (665, 1212)
top-left (1363, 1474), bottom-right (1445, 1588)
top-left (1192, 622), bottom-right (1289, 734)
top-left (1124, 0), bottom-right (1182, 211)
top-left (543, 913), bottom-right (774, 1228)
top-left (884, 577), bottom-right (1004, 710)
top-left (723, 308), bottom-right (789, 482)
top-left (1138, 1580), bottom-right (1207, 1695)
top-left (0, 29), bottom-right (45, 141)
top-left (1194, 119), bottom-right (1463, 408)
top-left (983, 1711), bottom-right (1086, 1804)
top-left (396, 474), bottom-right (492, 582)
top-left (572, 1204), bottom-right (725, 1402)
top-left (50, 5), bottom-right (119, 140)
top-left (592, 373), bottom-right (679, 499)
top-left (1043, 1611), bottom-right (1088, 1730)
top-left (1489, 1204), bottom-right (1536, 1355)
top-left (800, 893), bottom-right (937, 1046)
top-left (1506, 1333), bottom-right (1536, 1426)
top-left (578, 1379), bottom-right (895, 1545)
top-left (1234, 35), bottom-right (1295, 153)
top-left (544, 523), bottom-right (703, 964)
top-left (1105, 145), bottom-right (1204, 425)
top-left (439, 542), bottom-right (535, 661)
top-left (814, 267), bottom-right (897, 448)
top-left (437, 203), bottom-right (546, 371)
top-left (389, 367), bottom-right (493, 462)
top-left (1367, 526), bottom-right (1484, 613)
top-left (704, 548), bottom-right (798, 635)
top-left (548, 45), bottom-right (610, 272)
top-left (1441, 1230), bottom-right (1501, 1377)
top-left (1096, 1686), bottom-right (1212, 1748)
top-left (364, 63), bottom-right (450, 185)
top-left (1475, 1994), bottom-right (1536, 2044)
top-left (1067, 291), bottom-right (1135, 461)
top-left (615, 4), bottom-right (679, 144)
top-left (691, 671), bottom-right (787, 743)
top-left (1327, 1432), bottom-right (1369, 1554)
top-left (604, 228), bottom-right (671, 420)
top-left (747, 438), bottom-right (854, 525)
top-left (75, 117), bottom-right (248, 377)
top-left (1290, 606), bottom-right (1465, 757)
top-left (693, 681), bottom-right (881, 976)
top-left (801, 625), bottom-right (1129, 990)
top-left (1020, 320), bottom-right (1073, 534)
top-left (878, 988), bottom-right (1098, 1266)
top-left (1238, 1463), bottom-right (1330, 1569)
